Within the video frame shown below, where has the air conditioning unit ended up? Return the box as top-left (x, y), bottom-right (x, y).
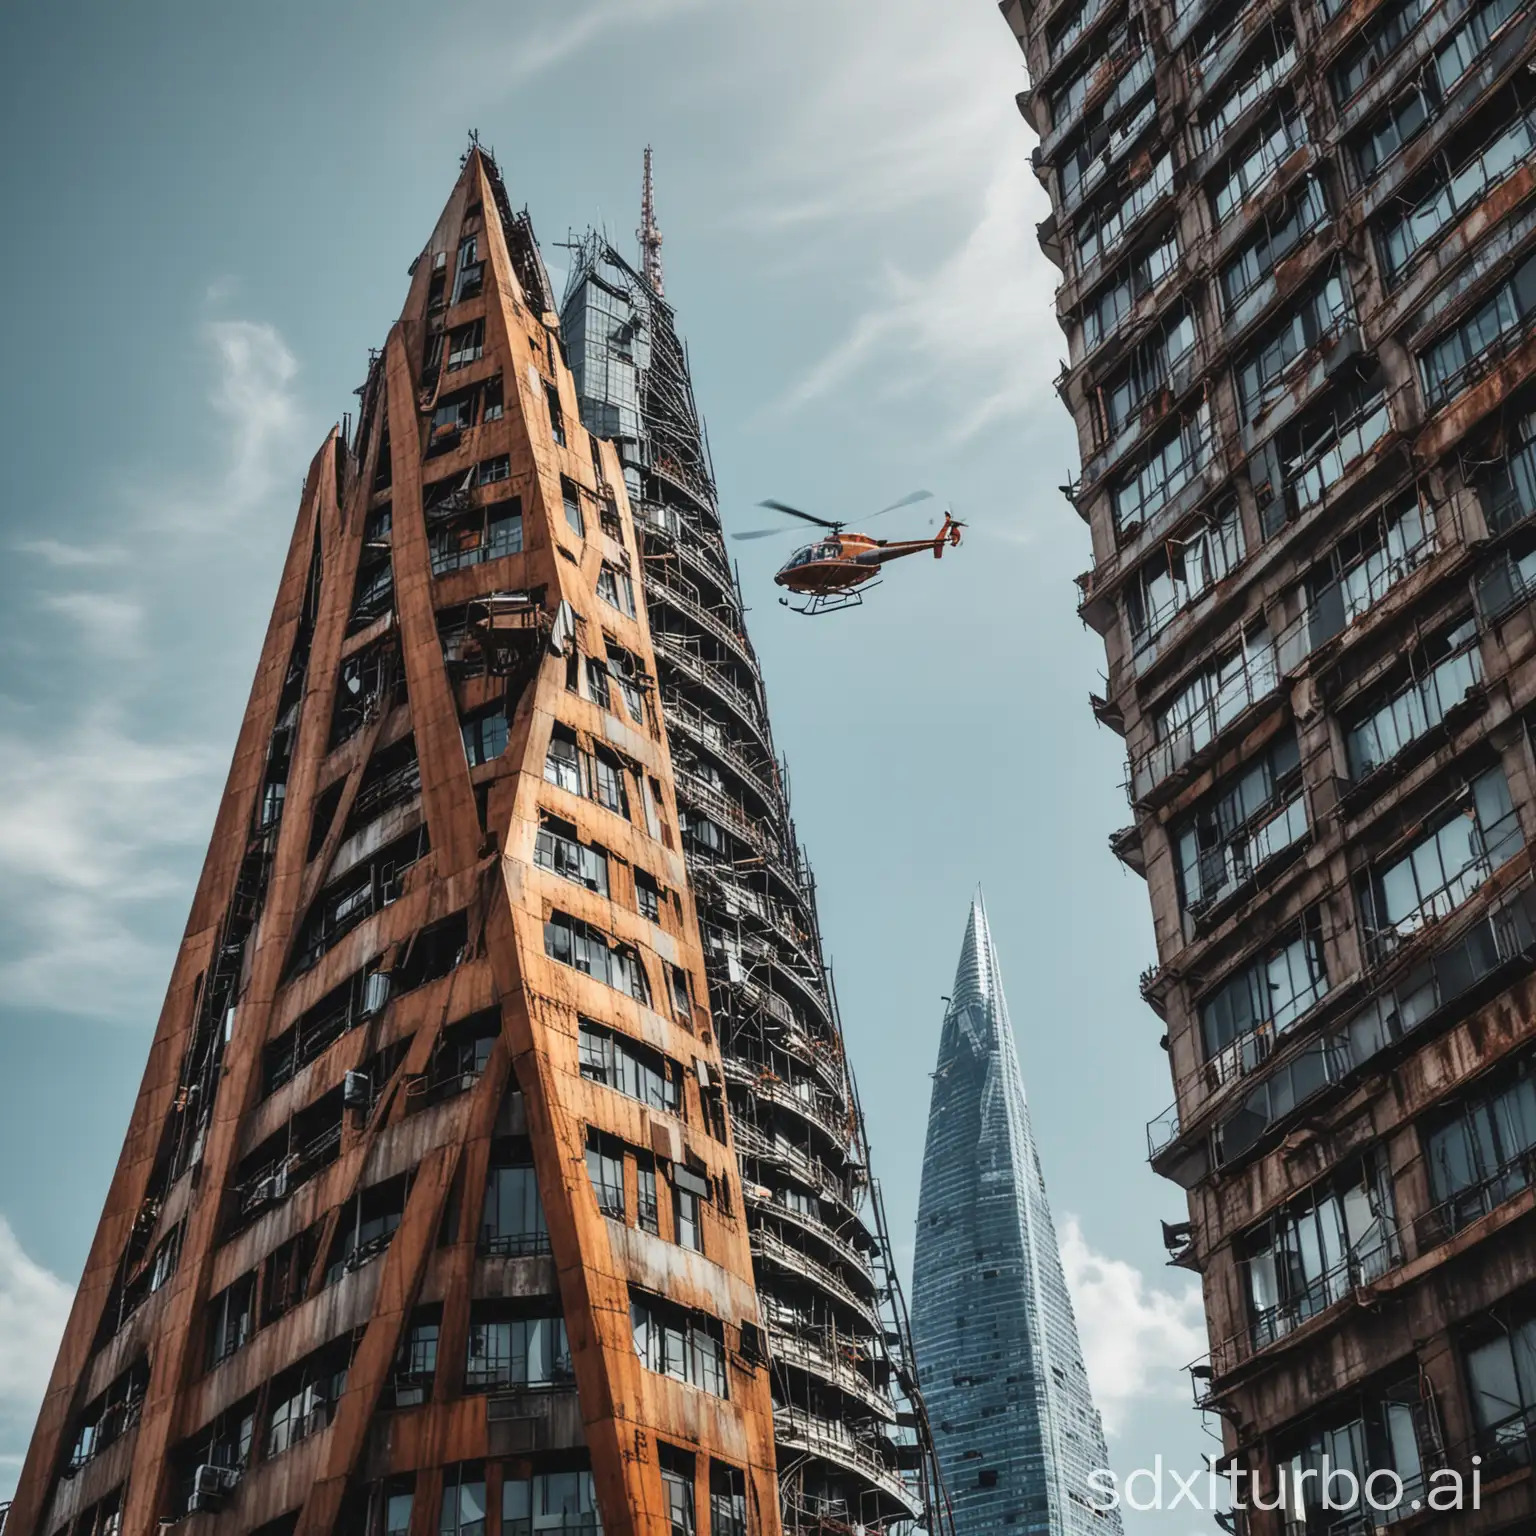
top-left (343, 1071), bottom-right (372, 1110)
top-left (187, 1464), bottom-right (236, 1513)
top-left (251, 1169), bottom-right (288, 1208)
top-left (362, 971), bottom-right (392, 1015)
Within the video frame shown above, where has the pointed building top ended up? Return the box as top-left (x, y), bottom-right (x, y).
top-left (638, 144), bottom-right (665, 297)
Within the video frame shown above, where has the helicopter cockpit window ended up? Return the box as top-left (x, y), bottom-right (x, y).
top-left (789, 545), bottom-right (815, 567)
top-left (812, 542), bottom-right (838, 560)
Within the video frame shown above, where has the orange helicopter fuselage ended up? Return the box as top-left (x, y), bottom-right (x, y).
top-left (773, 515), bottom-right (961, 596)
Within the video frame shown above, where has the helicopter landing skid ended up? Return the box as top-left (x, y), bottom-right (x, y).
top-left (779, 583), bottom-right (877, 616)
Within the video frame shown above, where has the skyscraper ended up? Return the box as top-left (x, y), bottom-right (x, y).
top-left (7, 147), bottom-right (780, 1536)
top-left (911, 897), bottom-right (1117, 1536)
top-left (560, 166), bottom-right (943, 1536)
top-left (997, 0), bottom-right (1536, 1524)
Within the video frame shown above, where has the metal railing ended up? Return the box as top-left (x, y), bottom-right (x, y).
top-left (1415, 1149), bottom-right (1536, 1252)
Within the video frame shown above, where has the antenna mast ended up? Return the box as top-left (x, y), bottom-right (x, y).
top-left (638, 144), bottom-right (665, 296)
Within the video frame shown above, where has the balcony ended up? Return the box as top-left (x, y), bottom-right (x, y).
top-left (770, 1405), bottom-right (920, 1516)
top-left (752, 1227), bottom-right (883, 1330)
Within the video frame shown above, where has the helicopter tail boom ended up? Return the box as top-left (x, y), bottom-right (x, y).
top-left (933, 512), bottom-right (962, 557)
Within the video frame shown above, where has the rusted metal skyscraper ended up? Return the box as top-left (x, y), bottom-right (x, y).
top-left (560, 165), bottom-right (942, 1536)
top-left (8, 148), bottom-right (781, 1536)
top-left (998, 0), bottom-right (1536, 1525)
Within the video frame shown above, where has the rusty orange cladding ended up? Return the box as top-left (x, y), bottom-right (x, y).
top-left (8, 147), bottom-right (780, 1536)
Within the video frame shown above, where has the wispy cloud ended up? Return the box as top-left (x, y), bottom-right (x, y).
top-left (16, 540), bottom-right (126, 569)
top-left (0, 312), bottom-right (305, 1021)
top-left (491, 0), bottom-right (712, 86)
top-left (1059, 1215), bottom-right (1206, 1437)
top-left (0, 1217), bottom-right (74, 1501)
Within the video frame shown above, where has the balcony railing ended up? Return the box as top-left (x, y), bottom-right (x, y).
top-left (1415, 1148), bottom-right (1536, 1252)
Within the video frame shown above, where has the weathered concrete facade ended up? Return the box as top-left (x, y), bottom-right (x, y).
top-left (995, 0), bottom-right (1536, 1525)
top-left (6, 150), bottom-right (780, 1536)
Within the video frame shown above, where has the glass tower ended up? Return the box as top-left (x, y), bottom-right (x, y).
top-left (912, 897), bottom-right (1119, 1536)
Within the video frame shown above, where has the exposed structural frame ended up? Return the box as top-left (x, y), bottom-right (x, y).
top-left (560, 213), bottom-right (949, 1536)
top-left (10, 146), bottom-right (781, 1536)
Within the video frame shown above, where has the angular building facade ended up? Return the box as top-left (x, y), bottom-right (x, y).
top-left (559, 174), bottom-right (943, 1536)
top-left (7, 148), bottom-right (781, 1536)
top-left (996, 0), bottom-right (1536, 1525)
top-left (911, 898), bottom-right (1117, 1536)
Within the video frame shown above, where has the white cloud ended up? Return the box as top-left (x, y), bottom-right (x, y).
top-left (38, 592), bottom-right (144, 653)
top-left (1059, 1215), bottom-right (1206, 1437)
top-left (0, 706), bottom-right (224, 1020)
top-left (0, 1216), bottom-right (74, 1499)
top-left (486, 0), bottom-right (712, 86)
top-left (203, 319), bottom-right (303, 520)
top-left (15, 540), bottom-right (125, 569)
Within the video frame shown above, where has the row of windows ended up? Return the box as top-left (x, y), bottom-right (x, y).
top-left (585, 1128), bottom-right (710, 1255)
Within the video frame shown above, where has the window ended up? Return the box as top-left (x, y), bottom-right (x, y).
top-left (1345, 618), bottom-right (1483, 779)
top-left (383, 1487), bottom-right (414, 1536)
top-left (586, 657), bottom-right (612, 711)
top-left (421, 1012), bottom-right (499, 1103)
top-left (597, 563), bottom-right (636, 617)
top-left (1199, 918), bottom-right (1328, 1082)
top-left (1242, 1153), bottom-right (1398, 1352)
top-left (1302, 491), bottom-right (1437, 650)
top-left (1235, 269), bottom-right (1352, 424)
top-left (561, 475), bottom-right (583, 534)
top-left (586, 1130), bottom-right (627, 1219)
top-left (1465, 1312), bottom-right (1536, 1475)
top-left (429, 501), bottom-right (523, 576)
top-left (674, 1182), bottom-right (704, 1254)
top-left (1423, 1052), bottom-right (1536, 1242)
top-left (393, 1312), bottom-right (439, 1406)
top-left (536, 816), bottom-right (609, 895)
top-left (1419, 251), bottom-right (1536, 408)
top-left (1125, 501), bottom-right (1244, 651)
top-left (1481, 406), bottom-right (1536, 536)
top-left (1355, 80), bottom-right (1437, 182)
top-left (669, 966), bottom-right (693, 1024)
top-left (483, 377), bottom-right (504, 422)
top-left (462, 707), bottom-right (509, 768)
top-left (1435, 0), bottom-right (1524, 95)
top-left (630, 1291), bottom-right (728, 1397)
top-left (503, 1472), bottom-right (602, 1536)
top-left (446, 321), bottom-right (484, 371)
top-left (1199, 28), bottom-right (1297, 152)
top-left (578, 1019), bottom-right (680, 1111)
top-left (659, 1447), bottom-right (696, 1536)
top-left (1379, 105), bottom-right (1536, 284)
top-left (1221, 176), bottom-right (1329, 313)
top-left (548, 387), bottom-right (568, 449)
top-left (606, 648), bottom-right (647, 728)
top-left (1331, 0), bottom-right (1432, 102)
top-left (709, 1464), bottom-right (747, 1536)
top-left (1357, 766), bottom-right (1523, 961)
top-left (207, 1273), bottom-right (256, 1367)
top-left (1212, 103), bottom-right (1307, 223)
top-left (440, 1468), bottom-right (487, 1536)
top-left (1154, 626), bottom-right (1276, 762)
top-left (592, 750), bottom-right (630, 818)
top-left (465, 1312), bottom-right (571, 1390)
top-left (479, 454), bottom-right (510, 484)
top-left (1080, 231), bottom-right (1178, 353)
top-left (266, 1349), bottom-right (349, 1455)
top-left (637, 1158), bottom-right (660, 1235)
top-left (1111, 402), bottom-right (1214, 532)
top-left (545, 725), bottom-right (582, 794)
top-left (453, 236), bottom-right (483, 304)
top-left (545, 913), bottom-right (651, 1003)
top-left (1173, 729), bottom-right (1307, 915)
top-left (482, 1160), bottom-right (548, 1255)
top-left (323, 1175), bottom-right (409, 1286)
top-left (1057, 60), bottom-right (1156, 209)
top-left (1100, 304), bottom-right (1197, 436)
top-left (1264, 376), bottom-right (1391, 533)
top-left (636, 870), bottom-right (661, 922)
top-left (1282, 1381), bottom-right (1430, 1531)
top-left (1076, 152), bottom-right (1174, 272)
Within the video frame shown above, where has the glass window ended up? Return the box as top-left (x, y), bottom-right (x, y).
top-left (660, 1453), bottom-right (695, 1536)
top-left (1424, 1053), bottom-right (1536, 1239)
top-left (675, 1188), bottom-right (703, 1253)
top-left (709, 1464), bottom-right (747, 1536)
top-left (1212, 103), bottom-right (1307, 224)
top-left (1283, 1384), bottom-right (1427, 1529)
top-left (440, 1470), bottom-right (486, 1536)
top-left (535, 817), bottom-right (609, 896)
top-left (637, 1160), bottom-right (660, 1235)
top-left (545, 727), bottom-right (582, 795)
top-left (481, 1163), bottom-right (548, 1256)
top-left (464, 1315), bottom-right (570, 1390)
top-left (586, 1132), bottom-right (627, 1219)
top-left (446, 321), bottom-right (484, 372)
top-left (1127, 501), bottom-right (1246, 652)
top-left (463, 709), bottom-right (509, 769)
top-left (1200, 918), bottom-right (1328, 1079)
top-left (1235, 270), bottom-right (1352, 424)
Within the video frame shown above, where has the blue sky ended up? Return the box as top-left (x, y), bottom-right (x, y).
top-left (0, 3), bottom-right (1219, 1528)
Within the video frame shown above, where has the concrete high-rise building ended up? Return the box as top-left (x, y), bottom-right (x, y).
top-left (559, 166), bottom-right (943, 1536)
top-left (6, 147), bottom-right (781, 1536)
top-left (911, 897), bottom-right (1117, 1536)
top-left (995, 0), bottom-right (1536, 1525)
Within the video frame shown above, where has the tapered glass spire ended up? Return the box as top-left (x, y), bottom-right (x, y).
top-left (912, 895), bottom-right (1120, 1536)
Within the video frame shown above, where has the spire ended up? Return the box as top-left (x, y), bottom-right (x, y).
top-left (638, 144), bottom-right (665, 296)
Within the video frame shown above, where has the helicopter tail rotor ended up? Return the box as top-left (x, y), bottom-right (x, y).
top-left (933, 511), bottom-right (963, 557)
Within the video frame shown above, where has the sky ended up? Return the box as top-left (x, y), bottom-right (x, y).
top-left (0, 2), bottom-right (1221, 1529)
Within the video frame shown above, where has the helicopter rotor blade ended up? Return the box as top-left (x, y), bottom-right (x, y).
top-left (867, 489), bottom-right (934, 520)
top-left (731, 528), bottom-right (796, 541)
top-left (757, 498), bottom-right (842, 530)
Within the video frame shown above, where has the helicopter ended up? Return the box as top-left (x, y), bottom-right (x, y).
top-left (732, 490), bottom-right (963, 615)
